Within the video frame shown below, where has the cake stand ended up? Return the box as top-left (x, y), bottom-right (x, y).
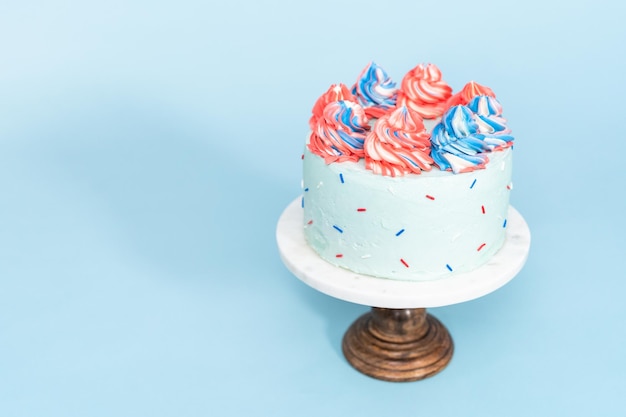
top-left (276, 198), bottom-right (531, 382)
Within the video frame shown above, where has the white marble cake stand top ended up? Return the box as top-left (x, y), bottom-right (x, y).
top-left (276, 198), bottom-right (531, 309)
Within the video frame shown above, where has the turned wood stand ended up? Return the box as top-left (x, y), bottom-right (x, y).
top-left (342, 308), bottom-right (453, 381)
top-left (276, 198), bottom-right (530, 382)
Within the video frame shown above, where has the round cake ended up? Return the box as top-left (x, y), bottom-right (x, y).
top-left (303, 62), bottom-right (515, 281)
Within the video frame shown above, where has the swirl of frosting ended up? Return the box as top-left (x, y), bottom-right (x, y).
top-left (446, 81), bottom-right (496, 108)
top-left (467, 95), bottom-right (514, 148)
top-left (351, 62), bottom-right (398, 119)
top-left (430, 105), bottom-right (491, 174)
top-left (309, 83), bottom-right (356, 131)
top-left (308, 100), bottom-right (370, 163)
top-left (467, 94), bottom-right (502, 117)
top-left (364, 106), bottom-right (433, 177)
top-left (397, 63), bottom-right (453, 119)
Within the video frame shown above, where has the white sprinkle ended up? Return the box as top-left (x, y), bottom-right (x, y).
top-left (361, 254), bottom-right (372, 259)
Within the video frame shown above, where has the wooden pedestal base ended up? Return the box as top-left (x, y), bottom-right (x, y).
top-left (342, 308), bottom-right (454, 382)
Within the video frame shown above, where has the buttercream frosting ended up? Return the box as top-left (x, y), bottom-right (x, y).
top-left (364, 106), bottom-right (433, 177)
top-left (351, 62), bottom-right (398, 119)
top-left (308, 100), bottom-right (370, 163)
top-left (309, 83), bottom-right (356, 131)
top-left (446, 81), bottom-right (496, 108)
top-left (397, 63), bottom-right (452, 119)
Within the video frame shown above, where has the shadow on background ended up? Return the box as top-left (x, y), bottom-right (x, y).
top-left (287, 273), bottom-right (368, 360)
top-left (26, 92), bottom-right (296, 286)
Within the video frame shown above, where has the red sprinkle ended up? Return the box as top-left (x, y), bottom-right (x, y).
top-left (477, 243), bottom-right (486, 251)
top-left (400, 258), bottom-right (409, 268)
top-left (481, 205), bottom-right (486, 214)
top-left (357, 208), bottom-right (366, 212)
top-left (506, 185), bottom-right (511, 190)
top-left (425, 195), bottom-right (435, 200)
top-left (301, 154), bottom-right (304, 160)
top-left (307, 220), bottom-right (313, 225)
top-left (336, 254), bottom-right (343, 258)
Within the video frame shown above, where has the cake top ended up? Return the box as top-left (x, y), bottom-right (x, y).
top-left (308, 62), bottom-right (514, 176)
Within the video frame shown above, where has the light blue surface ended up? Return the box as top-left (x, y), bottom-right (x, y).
top-left (1, 1), bottom-right (625, 415)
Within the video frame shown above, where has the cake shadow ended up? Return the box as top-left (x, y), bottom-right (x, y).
top-left (36, 95), bottom-right (293, 284)
top-left (289, 275), bottom-right (369, 360)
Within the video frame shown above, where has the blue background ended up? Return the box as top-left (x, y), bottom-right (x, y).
top-left (1, 1), bottom-right (625, 415)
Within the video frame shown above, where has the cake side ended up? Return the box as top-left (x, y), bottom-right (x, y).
top-left (302, 145), bottom-right (513, 281)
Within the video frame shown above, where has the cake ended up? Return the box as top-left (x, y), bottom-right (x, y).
top-left (303, 62), bottom-right (514, 281)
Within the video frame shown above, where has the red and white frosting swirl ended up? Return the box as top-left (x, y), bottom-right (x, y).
top-left (308, 100), bottom-right (370, 164)
top-left (309, 83), bottom-right (356, 131)
top-left (446, 81), bottom-right (496, 108)
top-left (397, 63), bottom-right (453, 119)
top-left (364, 106), bottom-right (433, 177)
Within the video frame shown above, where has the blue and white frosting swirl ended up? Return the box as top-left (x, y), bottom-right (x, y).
top-left (351, 62), bottom-right (398, 115)
top-left (467, 95), bottom-right (514, 140)
top-left (430, 102), bottom-right (514, 174)
top-left (467, 95), bottom-right (502, 117)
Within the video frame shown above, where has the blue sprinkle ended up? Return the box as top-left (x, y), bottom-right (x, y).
top-left (304, 187), bottom-right (309, 192)
top-left (395, 229), bottom-right (405, 236)
top-left (339, 173), bottom-right (344, 183)
top-left (301, 197), bottom-right (304, 208)
top-left (446, 264), bottom-right (453, 272)
top-left (470, 179), bottom-right (477, 189)
top-left (333, 225), bottom-right (344, 233)
top-left (503, 219), bottom-right (507, 228)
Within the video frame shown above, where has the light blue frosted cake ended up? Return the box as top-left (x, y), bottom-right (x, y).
top-left (303, 62), bottom-right (514, 281)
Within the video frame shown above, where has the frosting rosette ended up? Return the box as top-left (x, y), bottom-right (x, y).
top-left (364, 106), bottom-right (433, 177)
top-left (467, 95), bottom-right (512, 139)
top-left (430, 105), bottom-right (492, 174)
top-left (308, 100), bottom-right (370, 164)
top-left (431, 94), bottom-right (515, 174)
top-left (397, 63), bottom-right (452, 119)
top-left (446, 81), bottom-right (496, 108)
top-left (309, 83), bottom-right (356, 131)
top-left (351, 62), bottom-right (398, 119)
